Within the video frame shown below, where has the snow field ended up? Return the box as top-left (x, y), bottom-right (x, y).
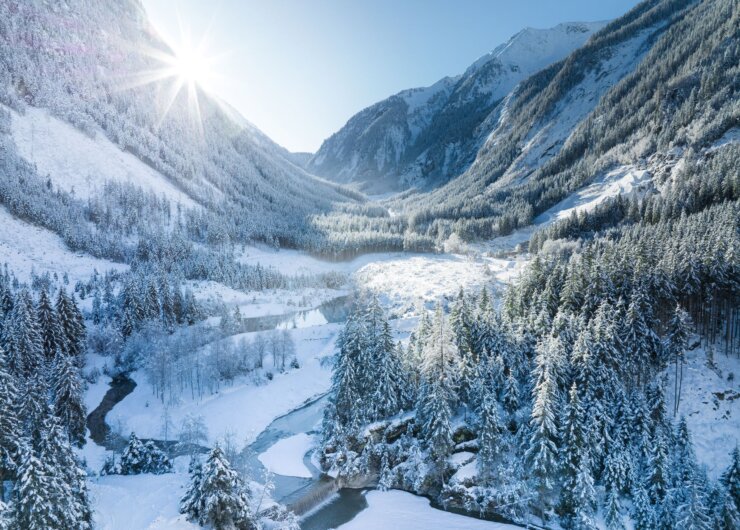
top-left (0, 206), bottom-right (128, 284)
top-left (336, 490), bottom-right (518, 530)
top-left (8, 105), bottom-right (198, 208)
top-left (671, 344), bottom-right (740, 479)
top-left (108, 322), bottom-right (341, 446)
top-left (258, 433), bottom-right (316, 478)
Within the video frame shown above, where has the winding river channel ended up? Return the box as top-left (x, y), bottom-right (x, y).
top-left (87, 294), bottom-right (522, 529)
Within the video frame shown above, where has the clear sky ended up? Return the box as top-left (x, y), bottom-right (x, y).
top-left (142, 0), bottom-right (640, 153)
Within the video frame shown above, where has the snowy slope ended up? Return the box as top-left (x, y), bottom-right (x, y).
top-left (8, 106), bottom-right (198, 208)
top-left (0, 206), bottom-right (128, 283)
top-left (307, 22), bottom-right (605, 190)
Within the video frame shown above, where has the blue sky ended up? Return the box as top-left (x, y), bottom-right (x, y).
top-left (142, 0), bottom-right (640, 153)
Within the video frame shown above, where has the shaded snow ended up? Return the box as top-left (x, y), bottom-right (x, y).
top-left (0, 206), bottom-right (128, 283)
top-left (258, 433), bottom-right (315, 478)
top-left (9, 105), bottom-right (198, 208)
top-left (670, 344), bottom-right (740, 479)
top-left (337, 490), bottom-right (517, 530)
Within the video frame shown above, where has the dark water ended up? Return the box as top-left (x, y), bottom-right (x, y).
top-left (300, 489), bottom-right (369, 530)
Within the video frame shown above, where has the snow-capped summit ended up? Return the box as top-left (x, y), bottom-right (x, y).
top-left (306, 21), bottom-right (607, 191)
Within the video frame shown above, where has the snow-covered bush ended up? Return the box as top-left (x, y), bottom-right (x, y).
top-left (101, 433), bottom-right (172, 476)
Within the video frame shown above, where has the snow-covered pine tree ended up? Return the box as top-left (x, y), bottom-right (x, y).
top-left (709, 482), bottom-right (740, 530)
top-left (0, 347), bottom-right (20, 500)
top-left (631, 483), bottom-right (655, 530)
top-left (477, 387), bottom-right (503, 484)
top-left (721, 446), bottom-right (740, 511)
top-left (36, 288), bottom-right (61, 360)
top-left (119, 432), bottom-right (146, 475)
top-left (180, 456), bottom-right (203, 520)
top-left (665, 305), bottom-right (692, 416)
top-left (557, 383), bottom-right (595, 528)
top-left (526, 336), bottom-right (560, 515)
top-left (52, 354), bottom-right (87, 447)
top-left (370, 321), bottom-right (405, 420)
top-left (180, 445), bottom-right (257, 530)
top-left (19, 374), bottom-right (53, 450)
top-left (417, 304), bottom-right (457, 462)
top-left (41, 424), bottom-right (93, 529)
top-left (56, 289), bottom-right (85, 363)
top-left (12, 443), bottom-right (61, 530)
top-left (3, 290), bottom-right (42, 377)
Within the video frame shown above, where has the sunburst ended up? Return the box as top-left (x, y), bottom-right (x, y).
top-left (117, 10), bottom-right (225, 135)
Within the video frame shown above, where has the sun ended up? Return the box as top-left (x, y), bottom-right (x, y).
top-left (169, 42), bottom-right (213, 89)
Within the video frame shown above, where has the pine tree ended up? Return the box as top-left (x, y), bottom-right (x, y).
top-left (632, 484), bottom-right (656, 530)
top-left (558, 383), bottom-right (595, 528)
top-left (526, 337), bottom-right (560, 515)
top-left (180, 456), bottom-right (203, 520)
top-left (721, 446), bottom-right (740, 511)
top-left (665, 305), bottom-right (691, 416)
top-left (709, 483), bottom-right (740, 530)
top-left (417, 305), bottom-right (456, 462)
top-left (56, 289), bottom-right (85, 363)
top-left (648, 431), bottom-right (670, 504)
top-left (503, 371), bottom-right (520, 426)
top-left (19, 374), bottom-right (53, 450)
top-left (0, 347), bottom-right (20, 500)
top-left (36, 288), bottom-right (61, 360)
top-left (3, 290), bottom-right (42, 377)
top-left (180, 446), bottom-right (257, 530)
top-left (52, 354), bottom-right (87, 447)
top-left (119, 432), bottom-right (146, 475)
top-left (12, 443), bottom-right (61, 530)
top-left (42, 424), bottom-right (92, 529)
top-left (477, 388), bottom-right (503, 484)
top-left (370, 323), bottom-right (405, 420)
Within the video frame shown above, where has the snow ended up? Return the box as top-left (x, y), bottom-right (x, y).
top-left (534, 165), bottom-right (653, 224)
top-left (258, 433), bottom-right (315, 478)
top-left (500, 23), bottom-right (660, 184)
top-left (670, 343), bottom-right (740, 479)
top-left (187, 279), bottom-right (346, 319)
top-left (354, 253), bottom-right (526, 316)
top-left (240, 246), bottom-right (526, 316)
top-left (89, 470), bottom-right (197, 530)
top-left (336, 490), bottom-right (518, 530)
top-left (109, 323), bottom-right (342, 445)
top-left (0, 206), bottom-right (128, 284)
top-left (8, 105), bottom-right (198, 208)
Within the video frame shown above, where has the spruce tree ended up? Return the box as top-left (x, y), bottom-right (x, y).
top-left (4, 290), bottom-right (42, 377)
top-left (36, 288), bottom-right (61, 361)
top-left (52, 354), bottom-right (87, 447)
top-left (709, 483), bottom-right (740, 530)
top-left (526, 337), bottom-right (560, 515)
top-left (721, 447), bottom-right (740, 511)
top-left (477, 388), bottom-right (503, 484)
top-left (0, 347), bottom-right (20, 500)
top-left (12, 443), bottom-right (61, 530)
top-left (558, 383), bottom-right (595, 528)
top-left (181, 446), bottom-right (256, 530)
top-left (370, 323), bottom-right (404, 420)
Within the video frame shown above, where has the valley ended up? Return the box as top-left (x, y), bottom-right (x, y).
top-left (0, 0), bottom-right (737, 529)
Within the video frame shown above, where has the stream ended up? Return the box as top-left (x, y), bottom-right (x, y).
top-left (87, 293), bottom-right (519, 529)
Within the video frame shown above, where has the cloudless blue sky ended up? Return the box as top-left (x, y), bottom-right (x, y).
top-left (142, 0), bottom-right (640, 153)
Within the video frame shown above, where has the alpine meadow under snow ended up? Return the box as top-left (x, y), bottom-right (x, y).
top-left (0, 0), bottom-right (738, 529)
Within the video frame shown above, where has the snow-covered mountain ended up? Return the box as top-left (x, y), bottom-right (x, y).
top-left (307, 21), bottom-right (606, 191)
top-left (0, 0), bottom-right (356, 261)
